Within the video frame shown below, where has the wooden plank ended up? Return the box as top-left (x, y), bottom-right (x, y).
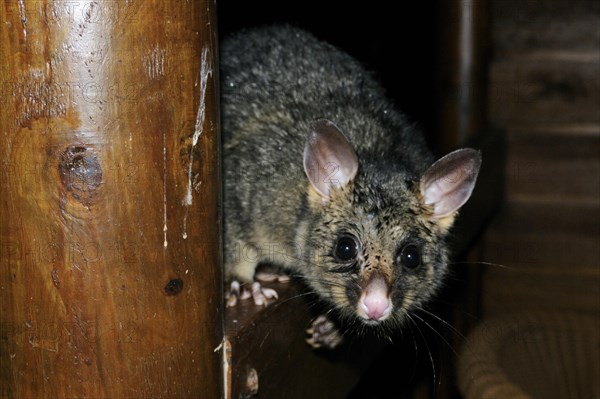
top-left (491, 198), bottom-right (600, 237)
top-left (482, 266), bottom-right (600, 315)
top-left (225, 280), bottom-right (384, 399)
top-left (492, 0), bottom-right (600, 51)
top-left (489, 52), bottom-right (600, 127)
top-left (481, 199), bottom-right (600, 315)
top-left (505, 127), bottom-right (600, 200)
top-left (0, 1), bottom-right (223, 397)
top-left (484, 229), bottom-right (599, 269)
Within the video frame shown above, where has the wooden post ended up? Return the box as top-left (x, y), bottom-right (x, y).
top-left (436, 0), bottom-right (489, 153)
top-left (430, 3), bottom-right (498, 398)
top-left (0, 1), bottom-right (222, 398)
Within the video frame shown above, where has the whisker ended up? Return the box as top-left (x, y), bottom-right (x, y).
top-left (410, 312), bottom-right (458, 358)
top-left (285, 274), bottom-right (348, 290)
top-left (269, 291), bottom-right (318, 309)
top-left (406, 313), bottom-right (437, 389)
top-left (449, 260), bottom-right (513, 270)
top-left (404, 314), bottom-right (421, 382)
top-left (414, 306), bottom-right (467, 342)
top-left (429, 298), bottom-right (479, 323)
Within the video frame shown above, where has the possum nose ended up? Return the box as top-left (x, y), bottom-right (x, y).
top-left (359, 275), bottom-right (392, 321)
top-left (362, 294), bottom-right (391, 320)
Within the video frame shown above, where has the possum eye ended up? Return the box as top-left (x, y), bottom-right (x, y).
top-left (334, 234), bottom-right (359, 262)
top-left (399, 244), bottom-right (421, 269)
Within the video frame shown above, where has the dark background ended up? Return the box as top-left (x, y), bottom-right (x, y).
top-left (217, 1), bottom-right (444, 150)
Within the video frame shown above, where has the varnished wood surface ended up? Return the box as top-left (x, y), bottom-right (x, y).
top-left (0, 1), bottom-right (222, 397)
top-left (225, 280), bottom-right (385, 399)
top-left (489, 51), bottom-right (600, 127)
top-left (480, 0), bottom-right (600, 319)
top-left (435, 0), bottom-right (490, 154)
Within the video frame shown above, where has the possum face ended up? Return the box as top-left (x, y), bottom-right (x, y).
top-left (301, 180), bottom-right (451, 329)
top-left (301, 119), bottom-right (481, 329)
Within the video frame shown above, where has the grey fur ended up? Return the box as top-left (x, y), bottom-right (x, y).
top-left (221, 26), bottom-right (479, 331)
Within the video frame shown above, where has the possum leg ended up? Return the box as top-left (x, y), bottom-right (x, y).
top-left (306, 314), bottom-right (344, 349)
top-left (226, 280), bottom-right (279, 307)
top-left (225, 244), bottom-right (282, 307)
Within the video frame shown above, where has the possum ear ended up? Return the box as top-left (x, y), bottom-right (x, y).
top-left (304, 119), bottom-right (358, 199)
top-left (420, 148), bottom-right (481, 220)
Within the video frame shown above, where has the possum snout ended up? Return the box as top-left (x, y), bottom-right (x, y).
top-left (357, 274), bottom-right (393, 322)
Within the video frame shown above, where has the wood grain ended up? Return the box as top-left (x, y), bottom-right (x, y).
top-left (0, 1), bottom-right (222, 397)
top-left (435, 0), bottom-right (490, 155)
top-left (492, 0), bottom-right (600, 51)
top-left (505, 126), bottom-right (600, 200)
top-left (480, 0), bottom-right (600, 322)
top-left (489, 51), bottom-right (600, 127)
top-left (225, 280), bottom-right (385, 399)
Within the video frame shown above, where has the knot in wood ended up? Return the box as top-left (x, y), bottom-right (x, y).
top-left (58, 146), bottom-right (102, 205)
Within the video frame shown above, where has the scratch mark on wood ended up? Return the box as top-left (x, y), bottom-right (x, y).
top-left (51, 268), bottom-right (60, 288)
top-left (144, 45), bottom-right (166, 79)
top-left (184, 46), bottom-right (212, 206)
top-left (222, 337), bottom-right (232, 399)
top-left (18, 0), bottom-right (27, 49)
top-left (182, 47), bottom-right (212, 238)
top-left (163, 130), bottom-right (168, 248)
top-left (13, 71), bottom-right (68, 128)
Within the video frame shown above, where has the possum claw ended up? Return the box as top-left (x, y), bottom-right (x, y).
top-left (306, 314), bottom-right (344, 349)
top-left (226, 280), bottom-right (242, 307)
top-left (250, 281), bottom-right (278, 306)
top-left (226, 280), bottom-right (278, 307)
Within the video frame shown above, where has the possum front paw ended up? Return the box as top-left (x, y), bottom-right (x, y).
top-left (306, 314), bottom-right (344, 349)
top-left (226, 280), bottom-right (279, 307)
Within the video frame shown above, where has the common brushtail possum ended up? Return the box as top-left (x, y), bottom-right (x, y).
top-left (220, 26), bottom-right (481, 347)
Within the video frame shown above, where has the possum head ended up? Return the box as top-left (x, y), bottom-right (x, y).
top-left (300, 119), bottom-right (481, 329)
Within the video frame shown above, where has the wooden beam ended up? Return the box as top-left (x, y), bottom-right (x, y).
top-left (0, 1), bottom-right (222, 397)
top-left (436, 0), bottom-right (490, 154)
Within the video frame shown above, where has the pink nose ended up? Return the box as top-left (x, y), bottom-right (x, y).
top-left (361, 294), bottom-right (391, 320)
top-left (359, 275), bottom-right (393, 321)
